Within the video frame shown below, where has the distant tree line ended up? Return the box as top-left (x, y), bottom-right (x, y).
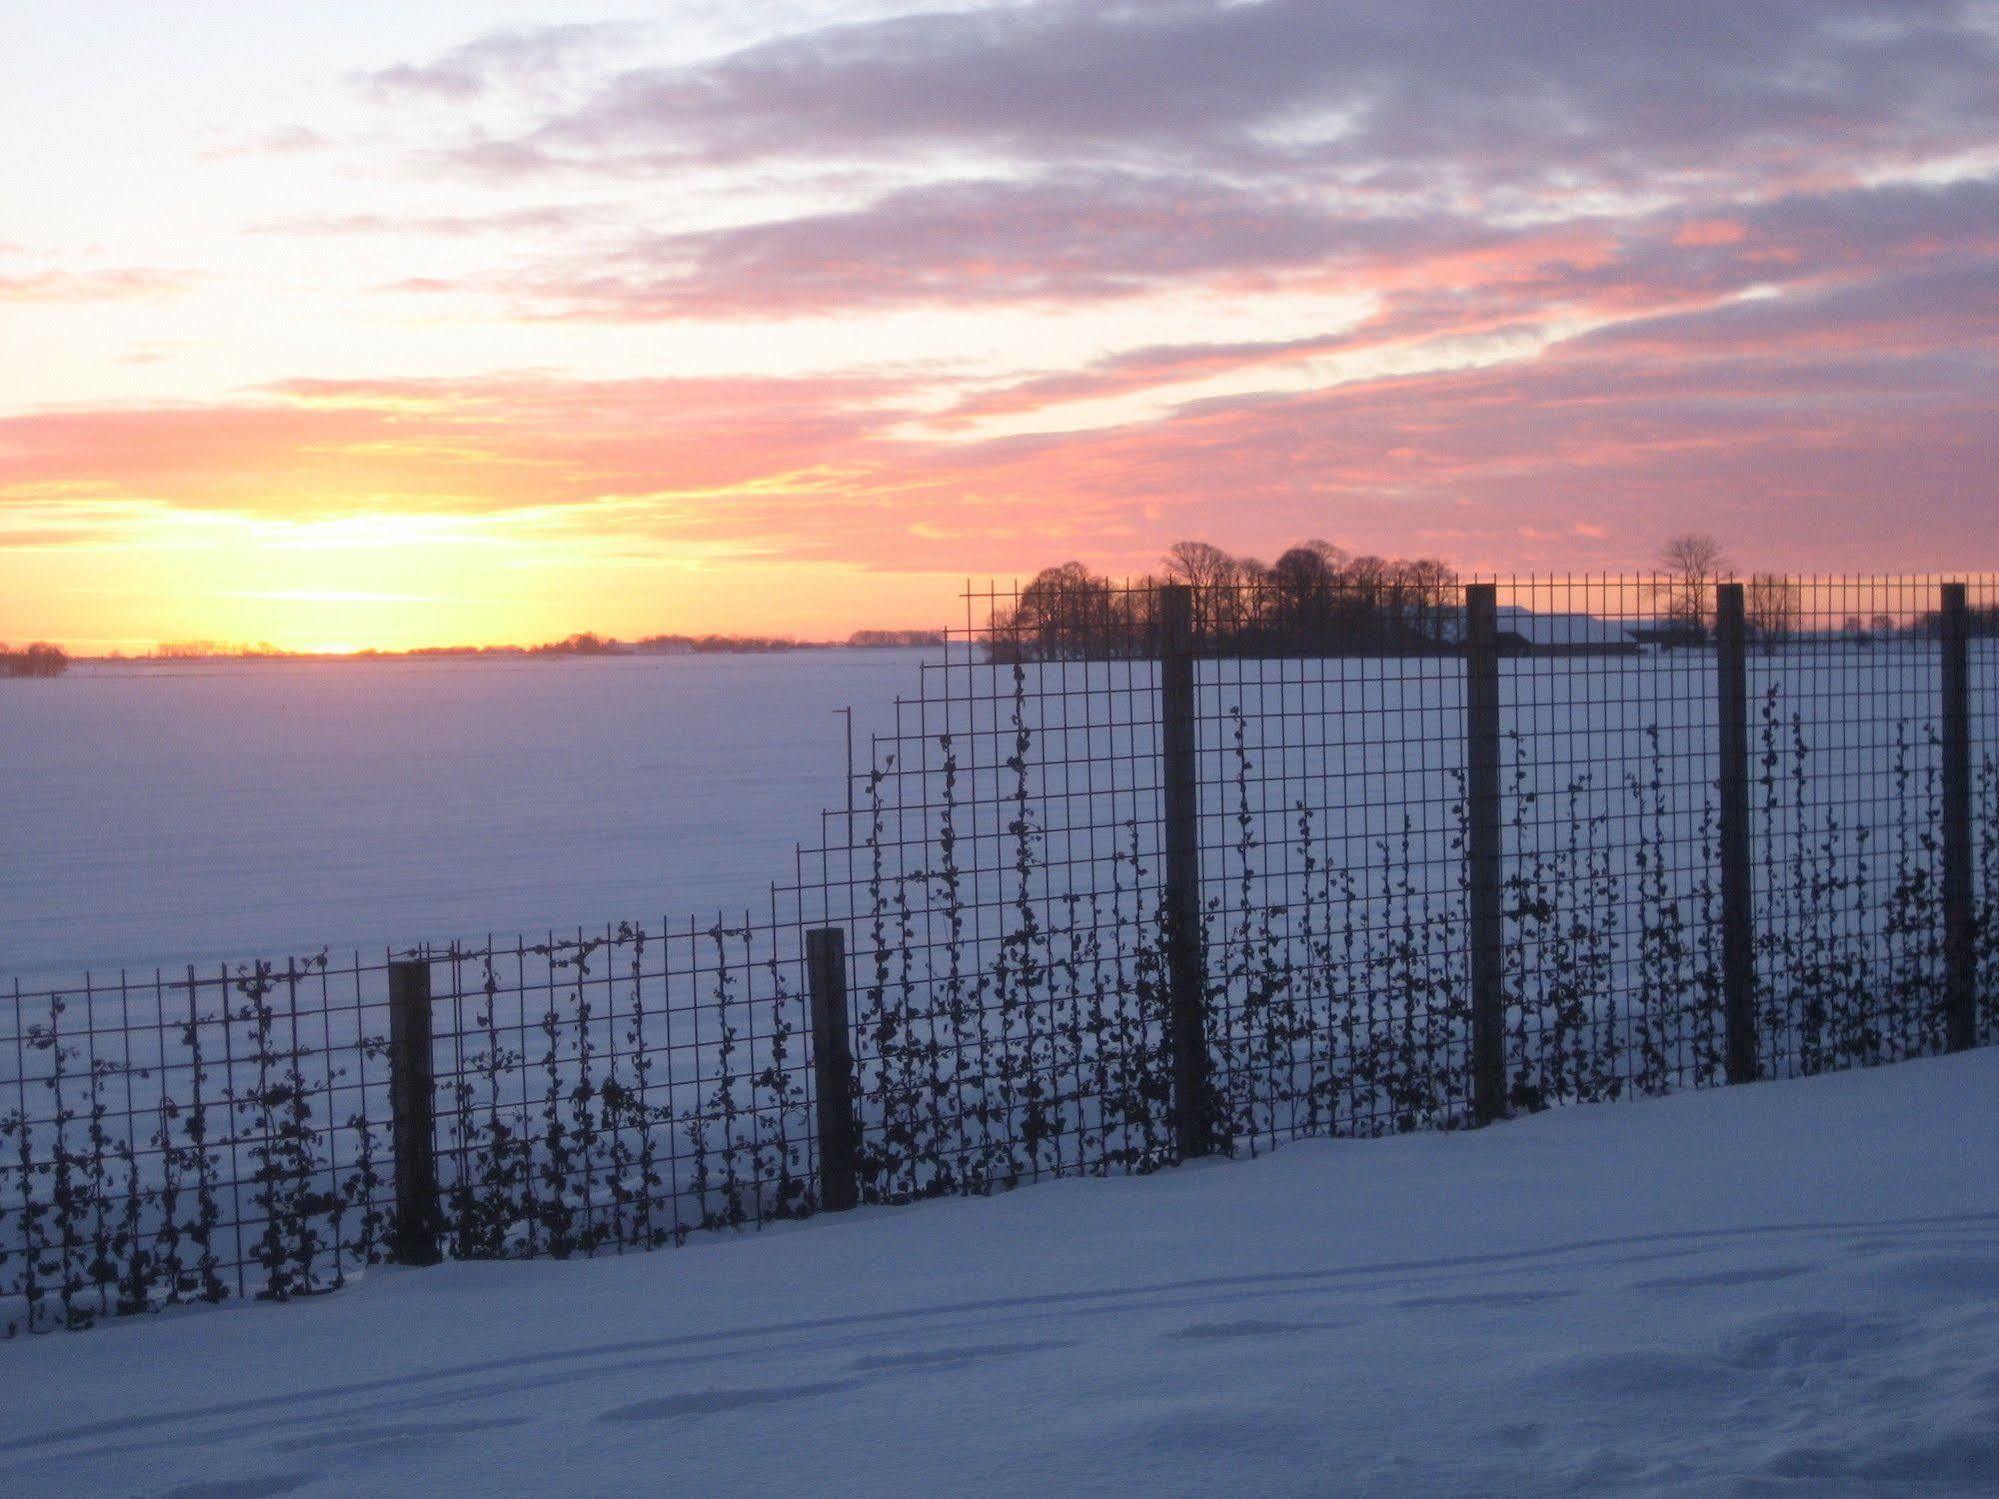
top-left (1, 641), bottom-right (67, 678)
top-left (371, 633), bottom-right (816, 658)
top-left (413, 632), bottom-right (818, 656)
top-left (634, 633), bottom-right (814, 655)
top-left (150, 640), bottom-right (289, 660)
top-left (990, 541), bottom-right (1459, 661)
top-left (848, 628), bottom-right (947, 648)
top-left (1912, 602), bottom-right (1999, 640)
top-left (126, 629), bottom-right (943, 663)
top-left (1650, 536), bottom-right (1982, 648)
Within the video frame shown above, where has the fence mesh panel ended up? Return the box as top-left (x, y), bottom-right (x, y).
top-left (4, 573), bottom-right (1995, 1334)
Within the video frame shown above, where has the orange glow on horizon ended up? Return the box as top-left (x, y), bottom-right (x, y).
top-left (0, 491), bottom-right (980, 654)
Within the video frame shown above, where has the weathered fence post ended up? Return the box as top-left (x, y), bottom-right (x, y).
top-left (387, 956), bottom-right (441, 1265)
top-left (1939, 582), bottom-right (1976, 1053)
top-left (1464, 584), bottom-right (1507, 1126)
top-left (805, 927), bottom-right (860, 1211)
top-left (1715, 581), bottom-right (1760, 1084)
top-left (1159, 583), bottom-right (1213, 1161)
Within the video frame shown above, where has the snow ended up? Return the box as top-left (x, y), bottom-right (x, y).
top-left (0, 652), bottom-right (926, 988)
top-left (6, 1049), bottom-right (1998, 1497)
top-left (6, 643), bottom-right (1990, 1009)
top-left (1429, 605), bottom-right (1638, 649)
top-left (1495, 605), bottom-right (1635, 648)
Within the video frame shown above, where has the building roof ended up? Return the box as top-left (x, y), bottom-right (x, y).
top-left (1429, 606), bottom-right (1637, 648)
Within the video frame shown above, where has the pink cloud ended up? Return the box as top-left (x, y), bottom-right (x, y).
top-left (1675, 219), bottom-right (1748, 248)
top-left (9, 289), bottom-right (1991, 586)
top-left (0, 267), bottom-right (192, 303)
top-left (0, 374), bottom-right (915, 519)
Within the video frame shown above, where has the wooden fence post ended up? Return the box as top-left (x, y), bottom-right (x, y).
top-left (387, 956), bottom-right (441, 1265)
top-left (1715, 582), bottom-right (1760, 1084)
top-left (1159, 583), bottom-right (1212, 1161)
top-left (1464, 584), bottom-right (1507, 1125)
top-left (805, 927), bottom-right (860, 1211)
top-left (1939, 582), bottom-right (1976, 1052)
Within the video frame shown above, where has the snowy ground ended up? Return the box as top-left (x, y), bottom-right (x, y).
top-left (9, 642), bottom-right (1987, 1006)
top-left (5, 1051), bottom-right (1998, 1497)
top-left (1, 652), bottom-right (922, 987)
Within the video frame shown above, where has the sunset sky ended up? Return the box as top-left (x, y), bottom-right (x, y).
top-left (3, 1), bottom-right (1996, 651)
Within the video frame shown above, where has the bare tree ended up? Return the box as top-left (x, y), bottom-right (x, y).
top-left (1226, 553), bottom-right (1270, 637)
top-left (1163, 540), bottom-right (1242, 640)
top-left (1269, 543), bottom-right (1341, 643)
top-left (993, 562), bottom-right (1126, 660)
top-left (1396, 558), bottom-right (1459, 609)
top-left (1655, 533), bottom-right (1731, 635)
top-left (1385, 557), bottom-right (1458, 633)
top-left (1162, 541), bottom-right (1236, 592)
top-left (996, 538), bottom-right (1457, 658)
top-left (1747, 574), bottom-right (1799, 649)
top-left (1, 641), bottom-right (69, 678)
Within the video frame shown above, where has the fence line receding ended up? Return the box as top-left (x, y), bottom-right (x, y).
top-left (4, 574), bottom-right (1995, 1334)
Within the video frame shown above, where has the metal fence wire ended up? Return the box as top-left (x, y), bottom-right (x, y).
top-left (4, 574), bottom-right (1996, 1333)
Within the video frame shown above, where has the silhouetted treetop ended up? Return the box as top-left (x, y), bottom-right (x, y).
top-left (989, 542), bottom-right (1459, 661)
top-left (1, 642), bottom-right (68, 678)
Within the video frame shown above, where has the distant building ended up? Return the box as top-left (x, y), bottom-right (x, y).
top-left (1432, 607), bottom-right (1640, 656)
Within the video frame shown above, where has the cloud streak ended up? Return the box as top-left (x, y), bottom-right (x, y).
top-left (6, 266), bottom-right (1992, 578)
top-left (0, 266), bottom-right (192, 303)
top-left (361, 23), bottom-right (642, 103)
top-left (461, 0), bottom-right (1998, 194)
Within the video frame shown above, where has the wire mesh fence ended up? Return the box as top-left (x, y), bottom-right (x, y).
top-left (4, 574), bottom-right (1995, 1335)
top-left (0, 928), bottom-right (825, 1334)
top-left (1, 956), bottom-right (395, 1331)
top-left (428, 918), bottom-right (818, 1260)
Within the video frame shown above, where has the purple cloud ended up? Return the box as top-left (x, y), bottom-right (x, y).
top-left (471, 0), bottom-right (1997, 194)
top-left (362, 23), bottom-right (641, 103)
top-left (515, 171), bottom-right (1506, 316)
top-left (344, 3), bottom-right (1997, 361)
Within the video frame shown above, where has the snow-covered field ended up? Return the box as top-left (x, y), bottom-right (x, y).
top-left (5, 643), bottom-right (1989, 1007)
top-left (1, 652), bottom-right (924, 989)
top-left (4, 1049), bottom-right (1997, 1497)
